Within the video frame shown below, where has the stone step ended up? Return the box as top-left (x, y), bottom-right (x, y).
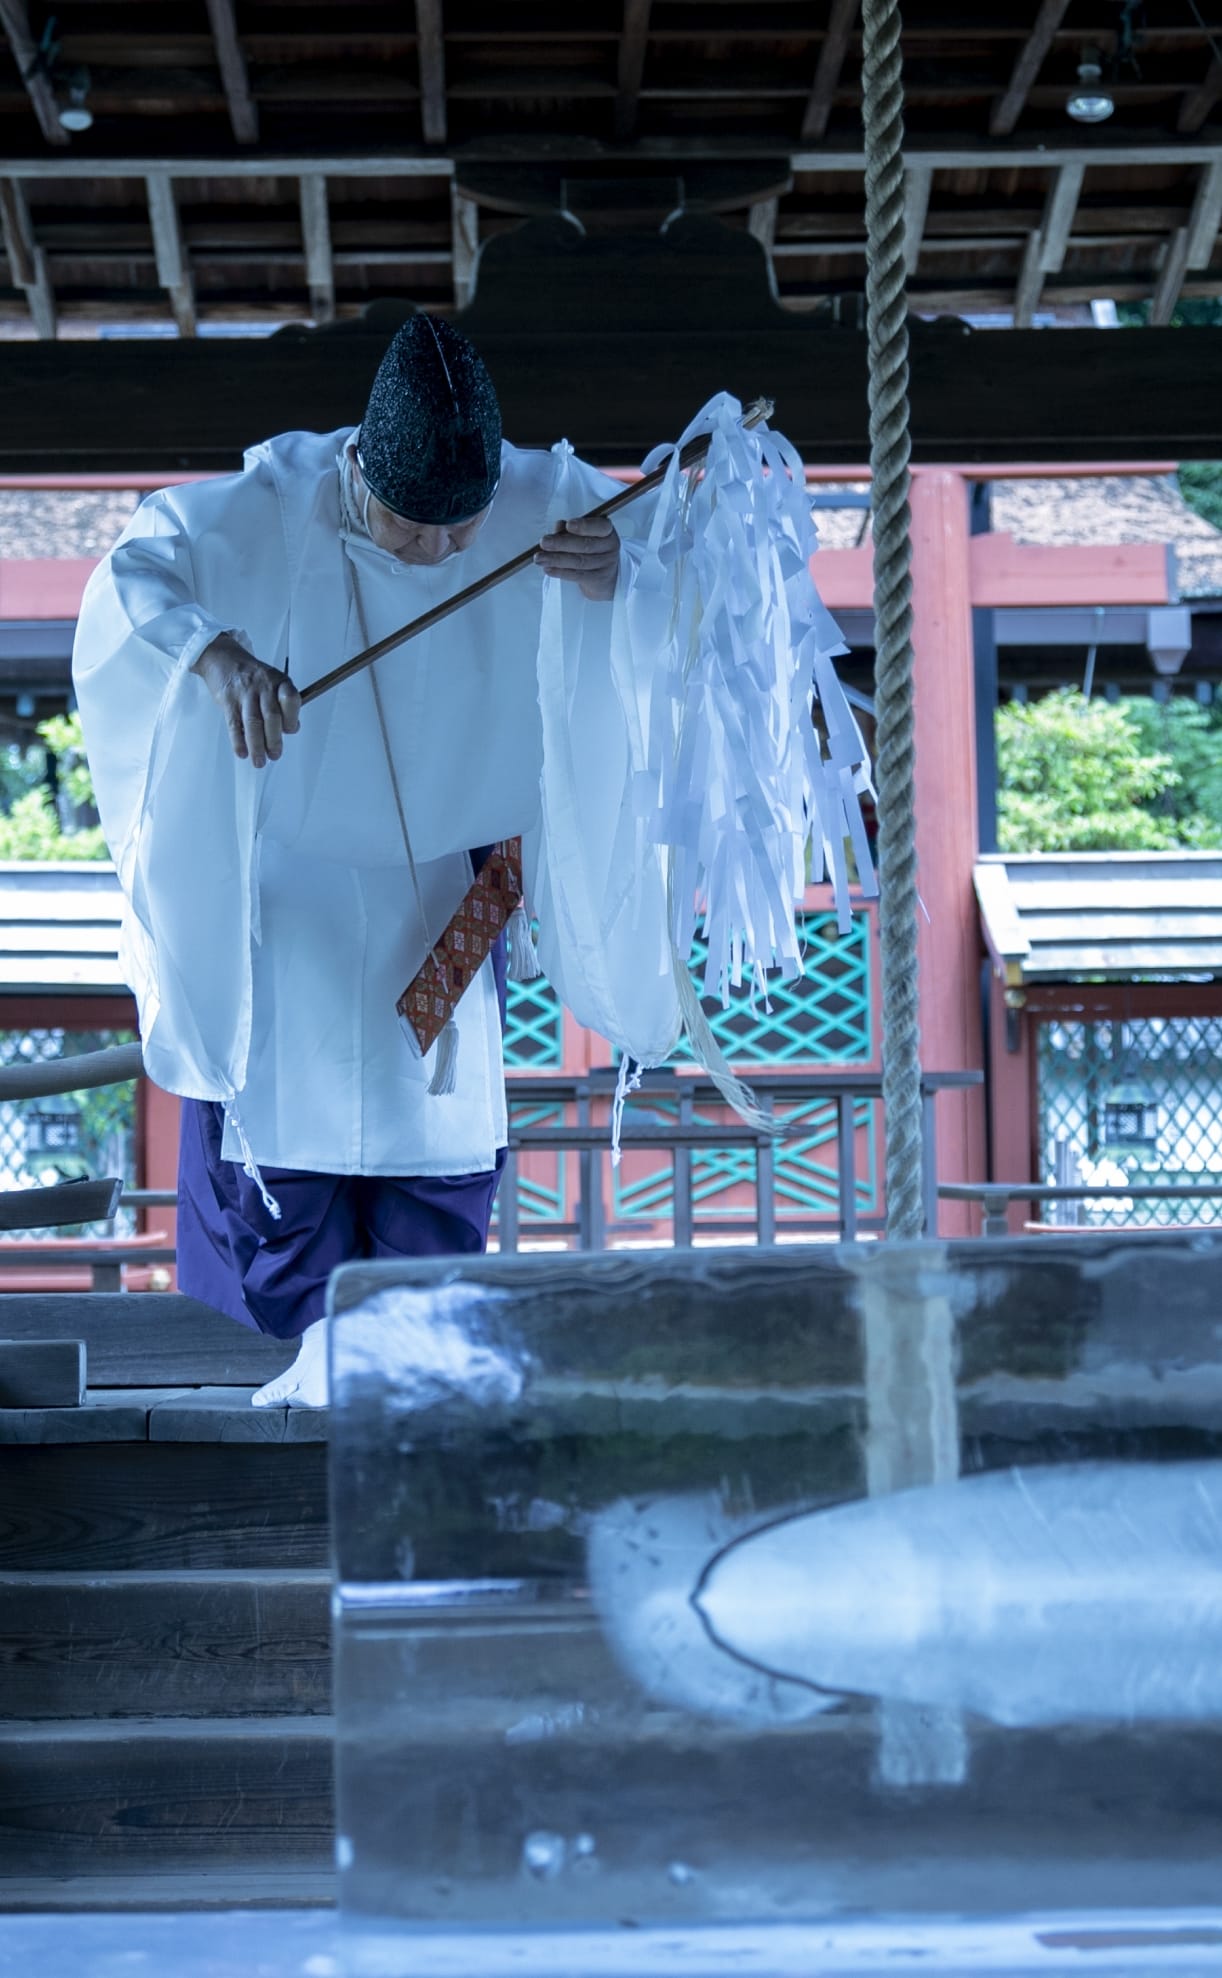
top-left (0, 1441), bottom-right (329, 1571)
top-left (0, 1717), bottom-right (334, 1879)
top-left (0, 1571), bottom-right (331, 1720)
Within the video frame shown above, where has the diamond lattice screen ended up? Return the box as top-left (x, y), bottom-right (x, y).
top-left (1037, 1016), bottom-right (1222, 1228)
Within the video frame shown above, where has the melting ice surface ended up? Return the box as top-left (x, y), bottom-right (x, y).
top-left (589, 1463), bottom-right (1222, 1729)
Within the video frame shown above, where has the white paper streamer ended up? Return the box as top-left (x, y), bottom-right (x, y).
top-left (633, 393), bottom-right (876, 1020)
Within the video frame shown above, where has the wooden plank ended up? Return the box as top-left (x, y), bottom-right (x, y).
top-left (415, 0), bottom-right (447, 145)
top-left (0, 1867), bottom-right (336, 1910)
top-left (614, 0), bottom-right (652, 141)
top-left (800, 0), bottom-right (858, 144)
top-left (1038, 161), bottom-right (1084, 273)
top-left (1006, 880), bottom-right (1222, 911)
top-left (450, 184), bottom-right (479, 309)
top-left (969, 536), bottom-right (1170, 607)
top-left (0, 1295), bottom-right (293, 1387)
top-left (0, 1396), bottom-right (146, 1443)
top-left (0, 178), bottom-right (55, 339)
top-left (0, 1570), bottom-right (331, 1719)
top-left (0, 1718), bottom-right (333, 1874)
top-left (0, 1340), bottom-right (83, 1408)
top-left (972, 862), bottom-right (1029, 968)
top-left (1024, 941), bottom-right (1222, 976)
top-left (0, 1177), bottom-right (121, 1232)
top-left (988, 0), bottom-right (1072, 139)
top-left (1012, 228), bottom-right (1044, 329)
top-left (3, 323), bottom-right (1222, 466)
top-left (1152, 224), bottom-right (1193, 327)
top-left (148, 1388), bottom-right (327, 1443)
top-left (0, 0), bottom-right (69, 147)
top-left (0, 1443), bottom-right (329, 1569)
top-left (1187, 158), bottom-right (1222, 270)
top-left (904, 162), bottom-right (932, 277)
top-left (145, 173), bottom-right (196, 338)
top-left (1179, 56), bottom-right (1222, 135)
top-left (298, 174), bottom-right (334, 325)
top-left (203, 0), bottom-right (258, 145)
top-left (1021, 912), bottom-right (1222, 944)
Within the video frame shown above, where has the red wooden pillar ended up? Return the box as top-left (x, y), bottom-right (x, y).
top-left (908, 469), bottom-right (987, 1235)
top-left (136, 1076), bottom-right (180, 1285)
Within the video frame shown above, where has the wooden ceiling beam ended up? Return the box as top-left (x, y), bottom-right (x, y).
top-left (451, 184), bottom-right (478, 308)
top-left (1178, 57), bottom-right (1222, 135)
top-left (145, 173), bottom-right (196, 338)
top-left (1150, 224), bottom-right (1192, 325)
top-left (0, 178), bottom-right (55, 337)
top-left (299, 173), bottom-right (334, 324)
top-left (1012, 162), bottom-right (1081, 327)
top-left (1187, 157), bottom-right (1222, 268)
top-left (988, 0), bottom-right (1073, 139)
top-left (415, 0), bottom-right (447, 145)
top-left (614, 0), bottom-right (652, 142)
top-left (800, 0), bottom-right (858, 145)
top-left (904, 163), bottom-right (932, 276)
top-left (0, 0), bottom-right (69, 146)
top-left (203, 0), bottom-right (258, 143)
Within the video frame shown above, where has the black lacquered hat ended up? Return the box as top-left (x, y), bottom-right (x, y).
top-left (356, 315), bottom-right (502, 525)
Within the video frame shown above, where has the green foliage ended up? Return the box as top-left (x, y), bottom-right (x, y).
top-left (0, 789), bottom-right (108, 861)
top-left (996, 690), bottom-right (1180, 851)
top-left (1178, 462), bottom-right (1222, 535)
top-left (38, 710), bottom-right (97, 813)
top-left (1124, 696), bottom-right (1222, 848)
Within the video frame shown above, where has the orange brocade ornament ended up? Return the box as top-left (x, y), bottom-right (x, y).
top-left (395, 837), bottom-right (524, 1054)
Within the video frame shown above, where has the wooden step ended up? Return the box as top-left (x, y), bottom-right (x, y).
top-left (0, 1443), bottom-right (329, 1570)
top-left (0, 1294), bottom-right (295, 1386)
top-left (0, 1572), bottom-right (331, 1720)
top-left (0, 1869), bottom-right (335, 1911)
top-left (0, 1717), bottom-right (334, 1877)
top-left (0, 1388), bottom-right (328, 1445)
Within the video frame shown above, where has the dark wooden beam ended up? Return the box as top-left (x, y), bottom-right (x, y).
top-left (614, 0), bottom-right (651, 142)
top-left (203, 0), bottom-right (258, 144)
top-left (415, 0), bottom-right (447, 145)
top-left (145, 173), bottom-right (195, 337)
top-left (0, 177), bottom-right (55, 338)
top-left (989, 0), bottom-right (1072, 139)
top-left (1179, 56), bottom-right (1222, 135)
top-left (1012, 160), bottom-right (1082, 326)
top-left (0, 0), bottom-right (69, 146)
top-left (800, 0), bottom-right (858, 145)
top-left (1187, 157), bottom-right (1222, 269)
top-left (298, 173), bottom-right (334, 324)
top-left (2, 325), bottom-right (1221, 466)
top-left (1151, 224), bottom-right (1192, 326)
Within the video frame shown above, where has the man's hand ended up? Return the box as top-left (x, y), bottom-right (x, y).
top-left (535, 512), bottom-right (620, 601)
top-left (192, 635), bottom-right (301, 769)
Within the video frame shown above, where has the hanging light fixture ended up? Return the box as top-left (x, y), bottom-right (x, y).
top-left (1067, 46), bottom-right (1115, 123)
top-left (57, 66), bottom-right (93, 133)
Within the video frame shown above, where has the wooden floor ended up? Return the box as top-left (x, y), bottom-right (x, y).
top-left (0, 1295), bottom-right (336, 1911)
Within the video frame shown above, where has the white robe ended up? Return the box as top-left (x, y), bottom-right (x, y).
top-left (73, 429), bottom-right (680, 1178)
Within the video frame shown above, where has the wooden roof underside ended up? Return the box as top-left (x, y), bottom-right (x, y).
top-left (2, 3), bottom-right (1222, 335)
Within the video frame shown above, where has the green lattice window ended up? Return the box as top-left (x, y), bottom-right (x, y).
top-left (675, 911), bottom-right (873, 1064)
top-left (1038, 1016), bottom-right (1222, 1228)
top-left (0, 1027), bottom-right (138, 1237)
top-left (612, 1093), bottom-right (878, 1225)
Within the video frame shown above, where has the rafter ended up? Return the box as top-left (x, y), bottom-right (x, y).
top-left (1187, 158), bottom-right (1222, 269)
top-left (1012, 163), bottom-right (1082, 326)
top-left (0, 178), bottom-right (55, 336)
top-left (451, 185), bottom-right (478, 308)
top-left (0, 0), bottom-right (69, 147)
top-left (904, 163), bottom-right (932, 276)
top-left (145, 173), bottom-right (196, 338)
top-left (1178, 56), bottom-right (1222, 135)
top-left (415, 0), bottom-right (447, 146)
top-left (203, 0), bottom-right (258, 144)
top-left (1151, 225), bottom-right (1192, 326)
top-left (614, 0), bottom-right (652, 142)
top-left (801, 0), bottom-right (858, 145)
top-left (299, 174), bottom-right (334, 324)
top-left (989, 0), bottom-right (1072, 140)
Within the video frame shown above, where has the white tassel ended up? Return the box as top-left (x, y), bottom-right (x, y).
top-left (507, 903), bottom-right (543, 983)
top-left (611, 1055), bottom-right (643, 1168)
top-left (428, 1017), bottom-right (460, 1096)
top-left (224, 1101), bottom-right (282, 1221)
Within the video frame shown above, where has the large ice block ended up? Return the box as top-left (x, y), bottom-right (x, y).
top-left (328, 1232), bottom-right (1222, 1942)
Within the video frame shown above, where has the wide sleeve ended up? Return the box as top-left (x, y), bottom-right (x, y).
top-left (72, 466), bottom-right (286, 1102)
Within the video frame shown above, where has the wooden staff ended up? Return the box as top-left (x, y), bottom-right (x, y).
top-left (301, 396), bottom-right (775, 706)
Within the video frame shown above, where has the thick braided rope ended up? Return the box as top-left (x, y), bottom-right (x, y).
top-left (862, 0), bottom-right (924, 1238)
